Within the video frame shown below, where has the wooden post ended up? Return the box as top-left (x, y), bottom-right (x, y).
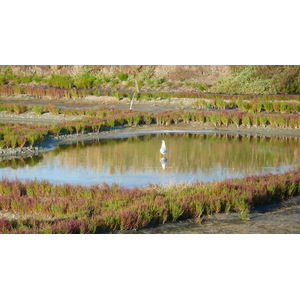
top-left (130, 92), bottom-right (135, 111)
top-left (130, 80), bottom-right (139, 111)
top-left (135, 79), bottom-right (140, 93)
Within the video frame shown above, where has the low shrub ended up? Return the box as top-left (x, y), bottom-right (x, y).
top-left (0, 168), bottom-right (299, 233)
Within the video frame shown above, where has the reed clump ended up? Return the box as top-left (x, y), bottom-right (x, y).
top-left (1, 83), bottom-right (300, 103)
top-left (0, 168), bottom-right (299, 233)
top-left (1, 104), bottom-right (300, 149)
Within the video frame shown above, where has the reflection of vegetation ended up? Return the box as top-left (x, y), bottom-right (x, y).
top-left (25, 155), bottom-right (44, 167)
top-left (0, 103), bottom-right (299, 150)
top-left (1, 134), bottom-right (300, 180)
top-left (38, 133), bottom-right (300, 177)
top-left (0, 155), bottom-right (44, 169)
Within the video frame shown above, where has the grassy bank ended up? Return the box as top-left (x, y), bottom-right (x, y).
top-left (1, 85), bottom-right (300, 102)
top-left (2, 65), bottom-right (300, 94)
top-left (211, 66), bottom-right (300, 94)
top-left (1, 105), bottom-right (299, 150)
top-left (0, 168), bottom-right (299, 233)
top-left (191, 98), bottom-right (300, 113)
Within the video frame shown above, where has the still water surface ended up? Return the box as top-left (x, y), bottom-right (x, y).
top-left (1, 133), bottom-right (300, 187)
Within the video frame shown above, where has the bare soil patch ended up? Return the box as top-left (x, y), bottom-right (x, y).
top-left (0, 110), bottom-right (82, 125)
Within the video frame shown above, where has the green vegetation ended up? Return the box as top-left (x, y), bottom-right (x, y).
top-left (191, 98), bottom-right (300, 113)
top-left (73, 67), bottom-right (95, 89)
top-left (0, 123), bottom-right (46, 149)
top-left (1, 85), bottom-right (300, 103)
top-left (1, 65), bottom-right (300, 96)
top-left (0, 66), bottom-right (168, 91)
top-left (30, 105), bottom-right (45, 115)
top-left (211, 66), bottom-right (300, 94)
top-left (0, 66), bottom-right (15, 84)
top-left (46, 74), bottom-right (73, 89)
top-left (0, 168), bottom-right (299, 233)
top-left (117, 72), bottom-right (128, 81)
top-left (185, 81), bottom-right (209, 91)
top-left (0, 103), bottom-right (299, 149)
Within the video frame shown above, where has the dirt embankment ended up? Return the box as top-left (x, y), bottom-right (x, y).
top-left (6, 65), bottom-right (231, 85)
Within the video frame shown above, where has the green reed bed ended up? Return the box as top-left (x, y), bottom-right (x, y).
top-left (191, 98), bottom-right (300, 113)
top-left (0, 106), bottom-right (300, 149)
top-left (0, 168), bottom-right (299, 233)
top-left (1, 84), bottom-right (300, 103)
top-left (0, 124), bottom-right (47, 149)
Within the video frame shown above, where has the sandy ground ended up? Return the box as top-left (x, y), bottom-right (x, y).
top-left (0, 95), bottom-right (188, 113)
top-left (0, 110), bottom-right (83, 124)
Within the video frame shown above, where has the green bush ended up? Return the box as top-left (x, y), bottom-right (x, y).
top-left (193, 82), bottom-right (209, 91)
top-left (0, 76), bottom-right (5, 84)
top-left (33, 75), bottom-right (43, 83)
top-left (74, 68), bottom-right (95, 89)
top-left (20, 76), bottom-right (32, 83)
top-left (210, 65), bottom-right (300, 94)
top-left (138, 67), bottom-right (154, 81)
top-left (259, 116), bottom-right (268, 127)
top-left (27, 132), bottom-right (44, 146)
top-left (153, 77), bottom-right (165, 87)
top-left (262, 101), bottom-right (273, 112)
top-left (272, 102), bottom-right (281, 112)
top-left (94, 72), bottom-right (111, 85)
top-left (242, 116), bottom-right (252, 127)
top-left (31, 106), bottom-right (45, 115)
top-left (13, 103), bottom-right (27, 114)
top-left (46, 104), bottom-right (60, 115)
top-left (47, 74), bottom-right (73, 89)
top-left (0, 66), bottom-right (15, 81)
top-left (111, 90), bottom-right (121, 100)
top-left (117, 72), bottom-right (128, 81)
top-left (280, 102), bottom-right (291, 113)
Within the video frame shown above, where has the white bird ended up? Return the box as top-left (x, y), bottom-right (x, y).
top-left (160, 140), bottom-right (168, 155)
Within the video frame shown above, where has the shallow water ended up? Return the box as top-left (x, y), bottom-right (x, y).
top-left (1, 132), bottom-right (300, 187)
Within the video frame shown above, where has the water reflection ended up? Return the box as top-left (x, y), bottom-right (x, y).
top-left (0, 155), bottom-right (44, 169)
top-left (160, 157), bottom-right (168, 170)
top-left (0, 133), bottom-right (300, 187)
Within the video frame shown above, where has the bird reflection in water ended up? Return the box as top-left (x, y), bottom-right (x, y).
top-left (160, 140), bottom-right (168, 170)
top-left (160, 157), bottom-right (168, 170)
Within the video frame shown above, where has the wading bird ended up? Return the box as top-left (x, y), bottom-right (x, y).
top-left (160, 140), bottom-right (168, 155)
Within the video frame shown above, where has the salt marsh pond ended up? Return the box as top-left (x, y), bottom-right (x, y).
top-left (1, 132), bottom-right (299, 187)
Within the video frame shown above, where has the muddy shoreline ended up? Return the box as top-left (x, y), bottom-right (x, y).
top-left (1, 122), bottom-right (300, 160)
top-left (1, 95), bottom-right (299, 160)
top-left (121, 194), bottom-right (300, 234)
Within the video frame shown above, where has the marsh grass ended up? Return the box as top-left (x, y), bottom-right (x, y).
top-left (0, 168), bottom-right (299, 233)
top-left (0, 103), bottom-right (299, 149)
top-left (31, 106), bottom-right (45, 115)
